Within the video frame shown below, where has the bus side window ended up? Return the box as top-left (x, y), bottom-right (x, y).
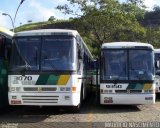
top-left (0, 36), bottom-right (5, 59)
top-left (4, 38), bottom-right (12, 61)
top-left (77, 45), bottom-right (81, 72)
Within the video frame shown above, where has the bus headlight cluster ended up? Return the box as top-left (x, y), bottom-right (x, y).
top-left (144, 89), bottom-right (154, 93)
top-left (9, 87), bottom-right (21, 92)
top-left (103, 90), bottom-right (113, 93)
top-left (60, 87), bottom-right (71, 92)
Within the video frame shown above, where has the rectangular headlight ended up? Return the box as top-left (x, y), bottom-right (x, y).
top-left (9, 87), bottom-right (16, 92)
top-left (144, 89), bottom-right (154, 93)
top-left (60, 87), bottom-right (71, 92)
top-left (9, 87), bottom-right (21, 92)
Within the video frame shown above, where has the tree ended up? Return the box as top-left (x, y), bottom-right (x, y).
top-left (57, 0), bottom-right (147, 56)
top-left (48, 16), bottom-right (56, 23)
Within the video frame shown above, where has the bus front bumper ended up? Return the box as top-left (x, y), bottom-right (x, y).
top-left (100, 93), bottom-right (155, 105)
top-left (8, 92), bottom-right (80, 106)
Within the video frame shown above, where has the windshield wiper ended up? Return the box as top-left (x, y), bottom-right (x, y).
top-left (130, 68), bottom-right (148, 80)
top-left (43, 59), bottom-right (57, 70)
top-left (111, 71), bottom-right (126, 84)
top-left (110, 76), bottom-right (120, 84)
top-left (11, 65), bottom-right (31, 72)
top-left (14, 42), bottom-right (32, 69)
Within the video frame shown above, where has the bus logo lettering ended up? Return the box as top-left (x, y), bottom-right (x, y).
top-left (106, 85), bottom-right (122, 88)
top-left (14, 76), bottom-right (32, 81)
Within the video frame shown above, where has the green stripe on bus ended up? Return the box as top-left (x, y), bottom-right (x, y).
top-left (135, 83), bottom-right (144, 90)
top-left (36, 74), bottom-right (50, 85)
top-left (47, 75), bottom-right (59, 85)
top-left (127, 83), bottom-right (144, 89)
top-left (36, 74), bottom-right (60, 85)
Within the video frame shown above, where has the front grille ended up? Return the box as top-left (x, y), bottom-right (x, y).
top-left (23, 87), bottom-right (57, 91)
top-left (41, 87), bottom-right (57, 91)
top-left (130, 90), bottom-right (142, 93)
top-left (24, 87), bottom-right (37, 91)
top-left (22, 95), bottom-right (59, 104)
top-left (115, 90), bottom-right (127, 93)
top-left (115, 90), bottom-right (142, 93)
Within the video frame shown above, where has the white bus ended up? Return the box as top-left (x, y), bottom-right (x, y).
top-left (8, 29), bottom-right (94, 112)
top-left (100, 42), bottom-right (155, 105)
top-left (154, 49), bottom-right (160, 93)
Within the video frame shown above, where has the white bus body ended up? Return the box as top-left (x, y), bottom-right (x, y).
top-left (8, 29), bottom-right (93, 112)
top-left (154, 49), bottom-right (160, 93)
top-left (100, 42), bottom-right (155, 105)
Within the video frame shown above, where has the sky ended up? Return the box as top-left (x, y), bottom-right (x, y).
top-left (0, 0), bottom-right (160, 29)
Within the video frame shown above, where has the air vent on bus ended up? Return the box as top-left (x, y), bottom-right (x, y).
top-left (23, 87), bottom-right (57, 91)
top-left (115, 90), bottom-right (142, 93)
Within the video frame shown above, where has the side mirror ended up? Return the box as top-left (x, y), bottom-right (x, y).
top-left (78, 50), bottom-right (82, 59)
top-left (155, 60), bottom-right (160, 69)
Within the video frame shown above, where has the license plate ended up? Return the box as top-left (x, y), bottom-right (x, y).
top-left (104, 100), bottom-right (113, 103)
top-left (104, 97), bottom-right (113, 103)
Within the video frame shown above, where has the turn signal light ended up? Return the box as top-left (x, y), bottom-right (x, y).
top-left (72, 87), bottom-right (76, 92)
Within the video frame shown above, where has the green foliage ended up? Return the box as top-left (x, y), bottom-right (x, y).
top-left (57, 0), bottom-right (147, 56)
top-left (146, 27), bottom-right (160, 48)
top-left (143, 6), bottom-right (160, 27)
top-left (15, 19), bottom-right (71, 32)
top-left (48, 16), bottom-right (56, 23)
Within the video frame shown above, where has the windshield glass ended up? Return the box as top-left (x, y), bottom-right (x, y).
top-left (102, 50), bottom-right (128, 80)
top-left (9, 36), bottom-right (76, 72)
top-left (129, 50), bottom-right (154, 80)
top-left (41, 36), bottom-right (75, 71)
top-left (10, 37), bottom-right (40, 71)
top-left (101, 49), bottom-right (154, 81)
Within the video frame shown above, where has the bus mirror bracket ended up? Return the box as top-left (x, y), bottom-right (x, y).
top-left (78, 50), bottom-right (82, 60)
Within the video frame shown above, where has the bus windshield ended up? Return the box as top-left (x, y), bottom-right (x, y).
top-left (9, 36), bottom-right (76, 72)
top-left (41, 37), bottom-right (75, 71)
top-left (102, 49), bottom-right (154, 81)
top-left (129, 50), bottom-right (154, 80)
top-left (102, 50), bottom-right (128, 80)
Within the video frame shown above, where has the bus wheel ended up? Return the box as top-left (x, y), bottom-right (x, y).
top-left (73, 86), bottom-right (83, 113)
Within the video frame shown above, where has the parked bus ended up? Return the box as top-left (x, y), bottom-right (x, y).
top-left (8, 29), bottom-right (94, 112)
top-left (0, 27), bottom-right (13, 107)
top-left (154, 49), bottom-right (160, 93)
top-left (100, 42), bottom-right (155, 105)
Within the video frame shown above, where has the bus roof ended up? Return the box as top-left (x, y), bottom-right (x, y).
top-left (154, 49), bottom-right (160, 53)
top-left (14, 29), bottom-right (79, 37)
top-left (0, 26), bottom-right (14, 39)
top-left (101, 42), bottom-right (154, 50)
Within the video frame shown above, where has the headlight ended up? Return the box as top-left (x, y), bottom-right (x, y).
top-left (9, 87), bottom-right (21, 92)
top-left (103, 90), bottom-right (113, 93)
top-left (144, 89), bottom-right (154, 93)
top-left (16, 87), bottom-right (21, 91)
top-left (60, 87), bottom-right (71, 92)
top-left (9, 87), bottom-right (16, 92)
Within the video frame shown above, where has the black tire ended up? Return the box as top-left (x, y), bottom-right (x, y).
top-left (156, 93), bottom-right (160, 100)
